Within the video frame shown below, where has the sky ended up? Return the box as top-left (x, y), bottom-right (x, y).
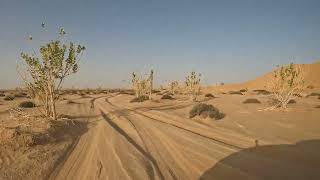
top-left (0, 0), bottom-right (319, 88)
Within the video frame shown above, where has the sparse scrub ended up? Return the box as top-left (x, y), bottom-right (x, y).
top-left (131, 70), bottom-right (154, 101)
top-left (268, 63), bottom-right (305, 109)
top-left (228, 91), bottom-right (243, 95)
top-left (189, 103), bottom-right (224, 120)
top-left (253, 89), bottom-right (271, 95)
top-left (19, 101), bottom-right (36, 108)
top-left (243, 98), bottom-right (261, 104)
top-left (161, 94), bottom-right (174, 100)
top-left (130, 95), bottom-right (149, 103)
top-left (185, 71), bottom-right (201, 101)
top-left (18, 26), bottom-right (85, 120)
top-left (4, 95), bottom-right (15, 101)
top-left (239, 89), bottom-right (248, 93)
top-left (306, 92), bottom-right (320, 97)
top-left (205, 93), bottom-right (215, 98)
top-left (0, 93), bottom-right (6, 97)
top-left (168, 81), bottom-right (179, 95)
top-left (14, 92), bottom-right (28, 98)
top-left (288, 99), bottom-right (296, 104)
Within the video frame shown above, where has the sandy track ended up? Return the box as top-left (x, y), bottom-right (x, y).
top-left (50, 94), bottom-right (320, 180)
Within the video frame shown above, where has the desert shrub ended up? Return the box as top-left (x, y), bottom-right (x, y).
top-left (307, 85), bottom-right (314, 89)
top-left (0, 93), bottom-right (5, 97)
top-left (243, 98), bottom-right (261, 104)
top-left (132, 70), bottom-right (154, 100)
top-left (4, 95), bottom-right (15, 101)
top-left (57, 114), bottom-right (76, 119)
top-left (205, 93), bottom-right (215, 98)
top-left (14, 92), bottom-right (28, 98)
top-left (189, 103), bottom-right (225, 120)
top-left (185, 71), bottom-right (201, 101)
top-left (168, 81), bottom-right (179, 95)
top-left (239, 89), bottom-right (248, 93)
top-left (253, 89), bottom-right (271, 95)
top-left (288, 99), bottom-right (296, 104)
top-left (268, 63), bottom-right (305, 109)
top-left (19, 101), bottom-right (36, 108)
top-left (130, 95), bottom-right (149, 103)
top-left (306, 92), bottom-right (320, 97)
top-left (18, 26), bottom-right (85, 120)
top-left (228, 91), bottom-right (243, 95)
top-left (161, 94), bottom-right (174, 100)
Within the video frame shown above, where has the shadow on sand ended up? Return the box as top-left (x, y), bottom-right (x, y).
top-left (200, 139), bottom-right (320, 180)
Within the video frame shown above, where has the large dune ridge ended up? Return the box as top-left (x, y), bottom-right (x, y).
top-left (205, 62), bottom-right (320, 93)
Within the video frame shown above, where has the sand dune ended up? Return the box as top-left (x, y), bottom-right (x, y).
top-left (205, 62), bottom-right (320, 92)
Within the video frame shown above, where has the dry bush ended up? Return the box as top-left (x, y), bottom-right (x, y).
top-left (130, 95), bottom-right (149, 103)
top-left (19, 101), bottom-right (36, 108)
top-left (306, 92), bottom-right (320, 98)
top-left (18, 26), bottom-right (85, 120)
top-left (239, 89), bottom-right (248, 93)
top-left (288, 99), bottom-right (296, 104)
top-left (253, 89), bottom-right (271, 95)
top-left (243, 98), bottom-right (261, 104)
top-left (189, 103), bottom-right (224, 120)
top-left (161, 94), bottom-right (174, 100)
top-left (14, 92), bottom-right (28, 98)
top-left (0, 93), bottom-right (6, 97)
top-left (268, 63), bottom-right (305, 109)
top-left (205, 93), bottom-right (215, 98)
top-left (185, 71), bottom-right (201, 101)
top-left (168, 81), bottom-right (179, 95)
top-left (228, 91), bottom-right (243, 95)
top-left (4, 95), bottom-right (15, 101)
top-left (131, 70), bottom-right (154, 101)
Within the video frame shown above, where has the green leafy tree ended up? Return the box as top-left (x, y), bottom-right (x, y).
top-left (19, 25), bottom-right (85, 120)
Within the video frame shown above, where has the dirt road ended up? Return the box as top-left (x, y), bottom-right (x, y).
top-left (50, 94), bottom-right (320, 180)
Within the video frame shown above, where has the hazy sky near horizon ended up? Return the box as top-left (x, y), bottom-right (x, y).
top-left (0, 0), bottom-right (320, 88)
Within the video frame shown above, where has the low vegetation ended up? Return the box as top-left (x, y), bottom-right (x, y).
top-left (131, 70), bottom-right (154, 101)
top-left (228, 91), bottom-right (243, 95)
top-left (161, 94), bottom-right (174, 100)
top-left (185, 71), bottom-right (201, 101)
top-left (189, 103), bottom-right (225, 120)
top-left (267, 63), bottom-right (305, 109)
top-left (130, 95), bottom-right (149, 103)
top-left (253, 89), bottom-right (271, 95)
top-left (4, 95), bottom-right (15, 101)
top-left (205, 93), bottom-right (215, 98)
top-left (19, 101), bottom-right (36, 108)
top-left (243, 98), bottom-right (261, 104)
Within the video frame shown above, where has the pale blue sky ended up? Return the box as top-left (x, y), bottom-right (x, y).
top-left (0, 0), bottom-right (319, 88)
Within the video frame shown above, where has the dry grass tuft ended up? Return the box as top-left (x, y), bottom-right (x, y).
top-left (189, 103), bottom-right (225, 120)
top-left (19, 101), bottom-right (36, 108)
top-left (205, 93), bottom-right (215, 98)
top-left (161, 94), bottom-right (174, 100)
top-left (130, 95), bottom-right (149, 103)
top-left (243, 98), bottom-right (261, 104)
top-left (228, 91), bottom-right (243, 95)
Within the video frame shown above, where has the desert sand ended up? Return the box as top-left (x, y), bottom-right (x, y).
top-left (1, 63), bottom-right (320, 180)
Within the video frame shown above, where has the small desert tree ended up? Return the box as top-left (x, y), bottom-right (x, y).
top-left (185, 71), bottom-right (201, 101)
top-left (269, 63), bottom-right (305, 109)
top-left (19, 26), bottom-right (85, 120)
top-left (131, 70), bottom-right (154, 99)
top-left (168, 81), bottom-right (179, 95)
